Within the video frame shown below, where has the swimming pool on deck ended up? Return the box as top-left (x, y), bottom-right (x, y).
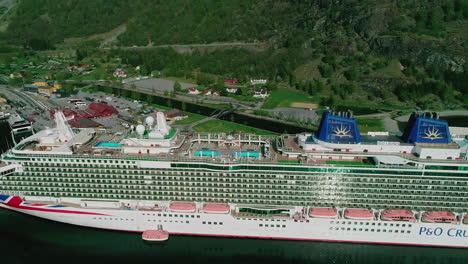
top-left (194, 150), bottom-right (260, 158)
top-left (195, 150), bottom-right (221, 157)
top-left (95, 142), bottom-right (122, 148)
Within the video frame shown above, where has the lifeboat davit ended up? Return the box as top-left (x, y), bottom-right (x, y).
top-left (142, 230), bottom-right (169, 242)
top-left (381, 210), bottom-right (416, 222)
top-left (344, 208), bottom-right (374, 220)
top-left (422, 211), bottom-right (457, 224)
top-left (309, 207), bottom-right (338, 218)
top-left (169, 202), bottom-right (196, 213)
top-left (202, 203), bottom-right (230, 214)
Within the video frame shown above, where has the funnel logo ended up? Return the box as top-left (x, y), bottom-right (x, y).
top-left (422, 126), bottom-right (444, 140)
top-left (332, 124), bottom-right (353, 138)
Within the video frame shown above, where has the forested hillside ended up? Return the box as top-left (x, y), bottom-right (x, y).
top-left (1, 0), bottom-right (467, 109)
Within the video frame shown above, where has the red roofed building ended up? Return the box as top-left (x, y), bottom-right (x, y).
top-left (76, 110), bottom-right (92, 119)
top-left (188, 87), bottom-right (199, 95)
top-left (224, 78), bottom-right (238, 85)
top-left (86, 102), bottom-right (118, 117)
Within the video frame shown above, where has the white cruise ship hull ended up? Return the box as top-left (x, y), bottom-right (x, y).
top-left (1, 197), bottom-right (467, 249)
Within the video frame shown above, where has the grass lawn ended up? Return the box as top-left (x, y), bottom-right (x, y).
top-left (356, 118), bottom-right (385, 133)
top-left (261, 89), bottom-right (318, 109)
top-left (173, 112), bottom-right (206, 125)
top-left (193, 120), bottom-right (277, 135)
top-left (151, 104), bottom-right (172, 111)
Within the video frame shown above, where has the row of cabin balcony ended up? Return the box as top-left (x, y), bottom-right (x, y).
top-left (6, 183), bottom-right (468, 203)
top-left (12, 176), bottom-right (468, 192)
top-left (7, 179), bottom-right (468, 195)
top-left (18, 167), bottom-right (467, 182)
top-left (13, 172), bottom-right (468, 188)
top-left (19, 166), bottom-right (468, 182)
top-left (4, 183), bottom-right (467, 203)
top-left (17, 174), bottom-right (468, 190)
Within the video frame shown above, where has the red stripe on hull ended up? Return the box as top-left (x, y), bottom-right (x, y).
top-left (2, 197), bottom-right (109, 216)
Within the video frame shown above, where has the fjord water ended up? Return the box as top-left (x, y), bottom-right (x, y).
top-left (0, 122), bottom-right (466, 263)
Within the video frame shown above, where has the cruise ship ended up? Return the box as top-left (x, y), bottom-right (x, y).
top-left (7, 114), bottom-right (32, 134)
top-left (0, 110), bottom-right (467, 248)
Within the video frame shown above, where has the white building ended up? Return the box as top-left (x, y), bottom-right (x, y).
top-left (250, 79), bottom-right (267, 85)
top-left (253, 89), bottom-right (269, 99)
top-left (226, 87), bottom-right (238, 93)
top-left (188, 88), bottom-right (200, 95)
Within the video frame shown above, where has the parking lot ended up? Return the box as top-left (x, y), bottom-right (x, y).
top-left (49, 90), bottom-right (169, 132)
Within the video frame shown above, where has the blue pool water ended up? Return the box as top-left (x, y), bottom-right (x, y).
top-left (96, 142), bottom-right (122, 148)
top-left (195, 150), bottom-right (220, 156)
top-left (232, 151), bottom-right (260, 158)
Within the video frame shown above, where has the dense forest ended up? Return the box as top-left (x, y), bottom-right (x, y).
top-left (0, 0), bottom-right (467, 109)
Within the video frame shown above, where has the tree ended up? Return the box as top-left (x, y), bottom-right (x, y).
top-left (76, 48), bottom-right (86, 61)
top-left (344, 69), bottom-right (359, 81)
top-left (288, 73), bottom-right (296, 87)
top-left (444, 1), bottom-right (456, 21)
top-left (62, 83), bottom-right (75, 97)
top-left (314, 79), bottom-right (324, 93)
top-left (318, 64), bottom-right (333, 78)
top-left (235, 88), bottom-right (243, 96)
top-left (173, 81), bottom-right (181, 92)
top-left (428, 8), bottom-right (445, 32)
top-left (8, 77), bottom-right (22, 87)
top-left (415, 9), bottom-right (428, 30)
top-left (131, 90), bottom-right (140, 100)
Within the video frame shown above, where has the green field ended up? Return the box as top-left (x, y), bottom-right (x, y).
top-left (356, 118), bottom-right (385, 133)
top-left (172, 112), bottom-right (206, 125)
top-left (150, 104), bottom-right (172, 111)
top-left (193, 120), bottom-right (277, 135)
top-left (261, 89), bottom-right (318, 109)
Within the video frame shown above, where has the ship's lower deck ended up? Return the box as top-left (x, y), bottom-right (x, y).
top-left (1, 196), bottom-right (467, 248)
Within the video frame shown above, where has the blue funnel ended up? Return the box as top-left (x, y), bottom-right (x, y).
top-left (316, 110), bottom-right (361, 143)
top-left (402, 112), bottom-right (451, 144)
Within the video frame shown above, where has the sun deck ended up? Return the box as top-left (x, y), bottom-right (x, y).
top-left (7, 109), bottom-right (467, 167)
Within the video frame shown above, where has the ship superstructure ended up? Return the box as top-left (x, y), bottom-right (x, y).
top-left (0, 110), bottom-right (467, 248)
top-left (8, 114), bottom-right (32, 134)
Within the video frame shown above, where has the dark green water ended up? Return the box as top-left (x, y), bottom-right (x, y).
top-left (0, 123), bottom-right (467, 263)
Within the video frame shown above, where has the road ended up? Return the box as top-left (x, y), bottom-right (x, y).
top-left (0, 0), bottom-right (15, 20)
top-left (102, 41), bottom-right (266, 50)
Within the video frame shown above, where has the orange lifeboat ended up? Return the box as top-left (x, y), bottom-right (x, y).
top-left (422, 211), bottom-right (457, 224)
top-left (142, 230), bottom-right (169, 242)
top-left (309, 207), bottom-right (338, 218)
top-left (381, 210), bottom-right (416, 222)
top-left (202, 203), bottom-right (230, 214)
top-left (169, 202), bottom-right (196, 213)
top-left (344, 209), bottom-right (374, 220)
